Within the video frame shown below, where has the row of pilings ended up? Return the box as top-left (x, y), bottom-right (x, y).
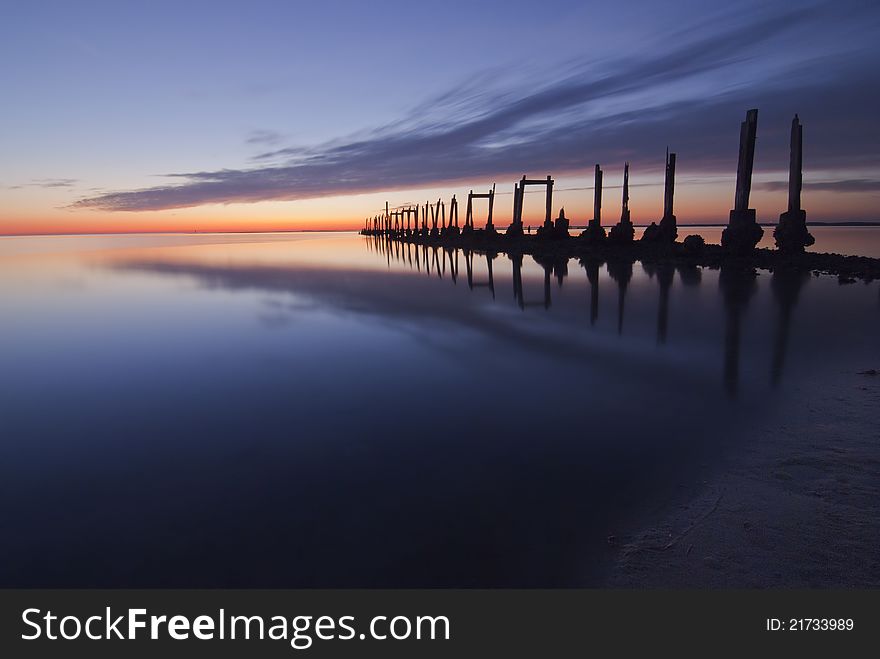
top-left (362, 109), bottom-right (815, 255)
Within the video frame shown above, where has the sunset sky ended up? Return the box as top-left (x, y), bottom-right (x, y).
top-left (1, 0), bottom-right (878, 235)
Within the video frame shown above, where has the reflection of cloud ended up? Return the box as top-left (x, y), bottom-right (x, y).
top-left (106, 258), bottom-right (645, 368)
top-left (73, 2), bottom-right (880, 213)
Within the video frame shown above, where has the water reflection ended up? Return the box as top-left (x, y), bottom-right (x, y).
top-left (0, 233), bottom-right (877, 587)
top-left (363, 233), bottom-right (862, 398)
top-left (770, 268), bottom-right (811, 386)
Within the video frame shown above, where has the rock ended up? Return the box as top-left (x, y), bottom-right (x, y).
top-left (682, 234), bottom-right (705, 255)
top-left (774, 209), bottom-right (814, 253)
top-left (537, 208), bottom-right (570, 239)
top-left (608, 220), bottom-right (634, 244)
top-left (579, 219), bottom-right (606, 244)
top-left (721, 209), bottom-right (764, 253)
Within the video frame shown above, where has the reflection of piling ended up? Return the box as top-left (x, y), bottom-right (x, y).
top-left (607, 258), bottom-right (633, 335)
top-left (656, 263), bottom-right (674, 344)
top-left (543, 266), bottom-right (552, 309)
top-left (719, 265), bottom-right (758, 398)
top-left (511, 254), bottom-right (525, 310)
top-left (581, 257), bottom-right (603, 326)
top-left (464, 250), bottom-right (497, 298)
top-left (770, 268), bottom-right (810, 385)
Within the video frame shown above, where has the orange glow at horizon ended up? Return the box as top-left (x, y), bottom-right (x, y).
top-left (2, 168), bottom-right (878, 235)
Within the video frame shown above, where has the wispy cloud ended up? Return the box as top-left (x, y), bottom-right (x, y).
top-left (759, 179), bottom-right (880, 193)
top-left (246, 129), bottom-right (284, 146)
top-left (33, 178), bottom-right (79, 188)
top-left (6, 178), bottom-right (79, 190)
top-left (73, 1), bottom-right (880, 213)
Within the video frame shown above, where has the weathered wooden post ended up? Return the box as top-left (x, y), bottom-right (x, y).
top-left (773, 114), bottom-right (814, 253)
top-left (505, 180), bottom-right (524, 236)
top-left (487, 183), bottom-right (496, 232)
top-left (451, 195), bottom-right (459, 230)
top-left (580, 164), bottom-right (607, 243)
top-left (609, 162), bottom-right (635, 243)
top-left (663, 151), bottom-right (676, 222)
top-left (643, 150), bottom-right (678, 243)
top-left (722, 109), bottom-right (763, 252)
top-left (545, 175), bottom-right (553, 227)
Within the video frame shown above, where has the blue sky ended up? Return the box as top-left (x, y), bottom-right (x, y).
top-left (1, 0), bottom-right (878, 232)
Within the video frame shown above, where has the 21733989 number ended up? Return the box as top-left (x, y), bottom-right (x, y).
top-left (766, 618), bottom-right (854, 631)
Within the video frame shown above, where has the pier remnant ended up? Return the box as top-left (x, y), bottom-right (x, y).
top-left (444, 195), bottom-right (460, 237)
top-left (580, 165), bottom-right (607, 243)
top-left (555, 207), bottom-right (570, 236)
top-left (642, 150), bottom-right (678, 243)
top-left (721, 109), bottom-right (764, 253)
top-left (508, 175), bottom-right (553, 236)
top-left (539, 207), bottom-right (570, 239)
top-left (464, 186), bottom-right (496, 234)
top-left (507, 182), bottom-right (522, 236)
top-left (609, 162), bottom-right (635, 244)
top-left (773, 114), bottom-right (814, 253)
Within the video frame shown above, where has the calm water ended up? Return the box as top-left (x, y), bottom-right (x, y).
top-left (0, 230), bottom-right (878, 586)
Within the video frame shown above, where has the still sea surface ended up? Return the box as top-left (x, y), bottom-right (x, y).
top-left (0, 228), bottom-right (878, 586)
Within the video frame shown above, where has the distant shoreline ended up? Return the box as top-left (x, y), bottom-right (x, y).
top-left (3, 221), bottom-right (880, 238)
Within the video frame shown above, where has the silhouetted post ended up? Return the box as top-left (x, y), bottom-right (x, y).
top-left (465, 191), bottom-right (474, 231)
top-left (553, 207), bottom-right (570, 237)
top-left (641, 150), bottom-right (677, 243)
top-left (545, 175), bottom-right (553, 227)
top-left (580, 164), bottom-right (607, 243)
top-left (451, 195), bottom-right (459, 230)
top-left (430, 201), bottom-right (439, 237)
top-left (487, 183), bottom-right (496, 232)
top-left (722, 109), bottom-right (764, 253)
top-left (506, 181), bottom-right (524, 236)
top-left (664, 151), bottom-right (675, 219)
top-left (513, 183), bottom-right (520, 224)
top-left (774, 114), bottom-right (814, 253)
top-left (609, 162), bottom-right (635, 243)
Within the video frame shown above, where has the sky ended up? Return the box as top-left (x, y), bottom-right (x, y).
top-left (1, 0), bottom-right (878, 234)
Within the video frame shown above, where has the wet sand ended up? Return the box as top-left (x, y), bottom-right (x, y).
top-left (609, 369), bottom-right (880, 587)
